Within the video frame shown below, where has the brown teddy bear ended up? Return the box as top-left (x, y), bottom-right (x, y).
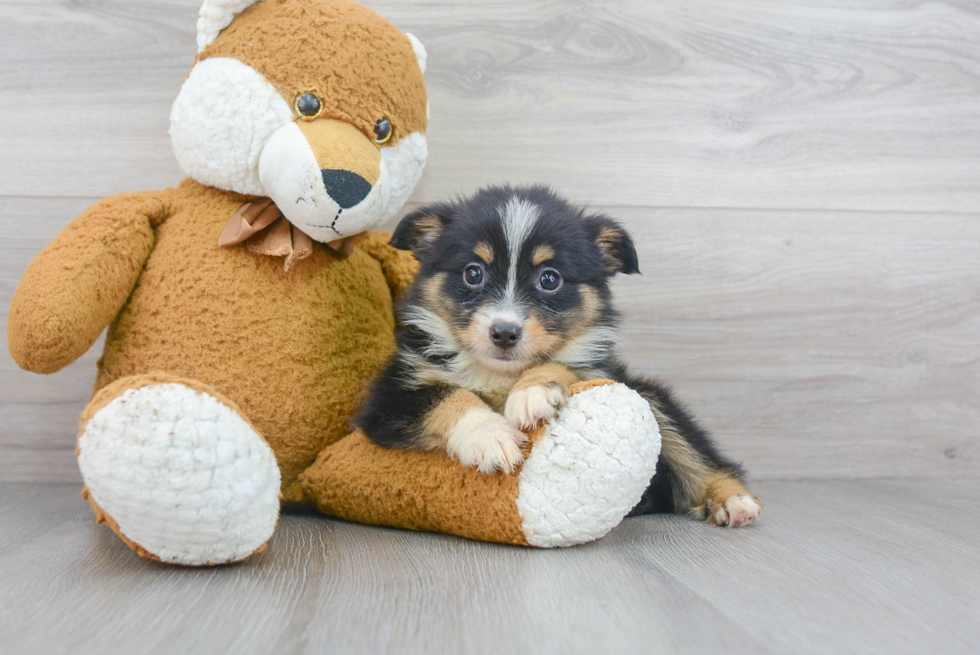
top-left (7, 0), bottom-right (661, 565)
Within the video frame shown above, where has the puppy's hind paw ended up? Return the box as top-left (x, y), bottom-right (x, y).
top-left (446, 408), bottom-right (528, 475)
top-left (708, 493), bottom-right (763, 528)
top-left (505, 383), bottom-right (567, 430)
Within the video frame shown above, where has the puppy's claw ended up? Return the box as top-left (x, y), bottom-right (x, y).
top-left (447, 408), bottom-right (527, 474)
top-left (505, 383), bottom-right (567, 430)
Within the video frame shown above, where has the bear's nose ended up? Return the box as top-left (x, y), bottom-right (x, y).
top-left (321, 169), bottom-right (372, 209)
top-left (489, 323), bottom-right (522, 349)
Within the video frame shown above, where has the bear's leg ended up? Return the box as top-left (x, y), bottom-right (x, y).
top-left (299, 380), bottom-right (660, 547)
top-left (77, 374), bottom-right (281, 565)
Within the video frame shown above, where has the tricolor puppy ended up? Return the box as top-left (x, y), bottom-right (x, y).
top-left (356, 186), bottom-right (762, 527)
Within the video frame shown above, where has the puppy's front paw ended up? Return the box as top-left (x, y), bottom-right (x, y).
top-left (505, 383), bottom-right (568, 430)
top-left (446, 408), bottom-right (528, 475)
top-left (710, 493), bottom-right (763, 528)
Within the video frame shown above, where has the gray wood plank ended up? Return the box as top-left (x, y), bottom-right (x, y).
top-left (0, 479), bottom-right (976, 654)
top-left (3, 196), bottom-right (977, 481)
top-left (296, 523), bottom-right (775, 655)
top-left (610, 206), bottom-right (980, 480)
top-left (1, 1), bottom-right (979, 211)
top-left (0, 493), bottom-right (773, 655)
top-left (0, 482), bottom-right (86, 555)
top-left (612, 478), bottom-right (980, 654)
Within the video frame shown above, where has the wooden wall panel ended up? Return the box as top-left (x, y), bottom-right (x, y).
top-left (0, 1), bottom-right (978, 210)
top-left (1, 1), bottom-right (978, 481)
top-left (609, 207), bottom-right (980, 479)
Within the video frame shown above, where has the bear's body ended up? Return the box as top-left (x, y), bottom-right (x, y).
top-left (7, 0), bottom-right (665, 565)
top-left (91, 180), bottom-right (414, 500)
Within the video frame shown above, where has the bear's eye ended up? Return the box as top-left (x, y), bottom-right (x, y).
top-left (295, 94), bottom-right (322, 119)
top-left (537, 268), bottom-right (562, 292)
top-left (374, 117), bottom-right (393, 144)
top-left (463, 263), bottom-right (485, 287)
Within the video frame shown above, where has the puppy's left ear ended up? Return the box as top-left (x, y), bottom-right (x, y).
top-left (390, 203), bottom-right (453, 257)
top-left (584, 214), bottom-right (640, 275)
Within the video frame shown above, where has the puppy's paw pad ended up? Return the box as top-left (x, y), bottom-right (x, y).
top-left (505, 383), bottom-right (567, 429)
top-left (448, 409), bottom-right (527, 475)
top-left (712, 493), bottom-right (762, 527)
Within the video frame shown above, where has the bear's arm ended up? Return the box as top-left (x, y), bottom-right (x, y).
top-left (7, 189), bottom-right (175, 374)
top-left (355, 231), bottom-right (420, 301)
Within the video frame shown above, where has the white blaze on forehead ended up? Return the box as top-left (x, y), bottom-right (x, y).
top-left (499, 197), bottom-right (540, 304)
top-left (483, 307), bottom-right (522, 326)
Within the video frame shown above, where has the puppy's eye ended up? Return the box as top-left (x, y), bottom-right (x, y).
top-left (295, 93), bottom-right (323, 119)
top-left (374, 117), bottom-right (393, 144)
top-left (463, 264), bottom-right (485, 287)
top-left (538, 268), bottom-right (562, 292)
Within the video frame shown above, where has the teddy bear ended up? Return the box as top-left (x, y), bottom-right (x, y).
top-left (6, 0), bottom-right (661, 565)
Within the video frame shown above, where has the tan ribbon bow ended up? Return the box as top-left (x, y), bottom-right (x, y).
top-left (219, 199), bottom-right (354, 272)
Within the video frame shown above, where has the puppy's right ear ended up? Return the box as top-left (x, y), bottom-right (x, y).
top-left (390, 204), bottom-right (453, 256)
top-left (583, 213), bottom-right (640, 275)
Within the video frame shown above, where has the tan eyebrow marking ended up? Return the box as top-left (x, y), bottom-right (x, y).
top-left (473, 241), bottom-right (494, 264)
top-left (532, 244), bottom-right (555, 267)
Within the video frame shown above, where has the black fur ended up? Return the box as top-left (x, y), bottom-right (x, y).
top-left (355, 313), bottom-right (456, 449)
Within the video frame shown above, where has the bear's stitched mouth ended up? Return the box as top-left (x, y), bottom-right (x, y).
top-left (307, 208), bottom-right (344, 236)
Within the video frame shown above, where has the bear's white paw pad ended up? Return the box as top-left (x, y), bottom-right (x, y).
top-left (714, 494), bottom-right (762, 528)
top-left (505, 383), bottom-right (567, 430)
top-left (78, 383), bottom-right (281, 565)
top-left (516, 383), bottom-right (661, 547)
top-left (447, 408), bottom-right (527, 475)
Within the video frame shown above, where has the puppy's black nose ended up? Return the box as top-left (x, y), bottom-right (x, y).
top-left (321, 169), bottom-right (372, 209)
top-left (490, 323), bottom-right (522, 349)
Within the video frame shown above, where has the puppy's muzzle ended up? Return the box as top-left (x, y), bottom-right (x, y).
top-left (490, 322), bottom-right (522, 349)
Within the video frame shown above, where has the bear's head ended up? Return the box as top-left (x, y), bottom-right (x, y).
top-left (171, 0), bottom-right (428, 242)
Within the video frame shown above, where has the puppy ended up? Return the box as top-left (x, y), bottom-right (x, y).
top-left (356, 185), bottom-right (762, 527)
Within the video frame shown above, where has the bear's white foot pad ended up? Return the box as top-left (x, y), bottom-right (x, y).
top-left (78, 383), bottom-right (281, 565)
top-left (516, 383), bottom-right (661, 547)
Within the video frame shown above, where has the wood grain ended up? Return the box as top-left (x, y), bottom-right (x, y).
top-left (0, 479), bottom-right (977, 654)
top-left (610, 478), bottom-right (980, 655)
top-left (0, 481), bottom-right (85, 555)
top-left (0, 1), bottom-right (978, 211)
top-left (2, 1), bottom-right (979, 482)
top-left (610, 206), bottom-right (980, 480)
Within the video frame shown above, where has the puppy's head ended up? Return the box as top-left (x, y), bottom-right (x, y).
top-left (393, 186), bottom-right (638, 373)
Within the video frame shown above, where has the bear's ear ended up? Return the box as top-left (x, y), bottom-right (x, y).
top-left (197, 0), bottom-right (263, 52)
top-left (391, 204), bottom-right (453, 256)
top-left (583, 214), bottom-right (640, 275)
top-left (405, 33), bottom-right (427, 74)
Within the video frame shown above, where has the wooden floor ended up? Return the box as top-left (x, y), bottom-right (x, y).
top-left (0, 479), bottom-right (976, 655)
